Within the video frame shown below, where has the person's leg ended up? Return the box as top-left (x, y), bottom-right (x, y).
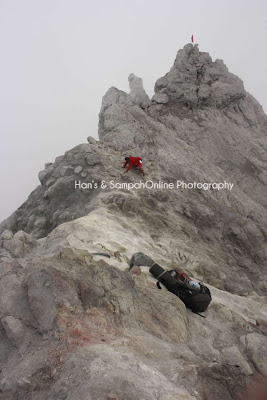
top-left (139, 166), bottom-right (145, 176)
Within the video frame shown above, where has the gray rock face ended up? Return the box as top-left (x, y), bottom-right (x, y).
top-left (0, 245), bottom-right (266, 400)
top-left (128, 73), bottom-right (151, 108)
top-left (152, 92), bottom-right (170, 104)
top-left (221, 345), bottom-right (253, 376)
top-left (154, 43), bottom-right (246, 109)
top-left (0, 43), bottom-right (267, 400)
top-left (0, 144), bottom-right (107, 239)
top-left (1, 316), bottom-right (28, 347)
top-left (0, 230), bottom-right (13, 240)
top-left (241, 333), bottom-right (267, 375)
top-left (27, 267), bottom-right (59, 333)
top-left (98, 86), bottom-right (147, 149)
top-left (0, 273), bottom-right (36, 325)
top-left (87, 136), bottom-right (97, 144)
top-left (47, 345), bottom-right (195, 400)
top-left (1, 230), bottom-right (37, 258)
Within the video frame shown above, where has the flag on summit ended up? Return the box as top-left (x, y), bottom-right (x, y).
top-left (191, 34), bottom-right (194, 43)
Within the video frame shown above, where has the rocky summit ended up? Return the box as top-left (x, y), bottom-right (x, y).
top-left (0, 43), bottom-right (267, 400)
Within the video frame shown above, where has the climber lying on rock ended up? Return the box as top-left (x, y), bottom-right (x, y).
top-left (129, 252), bottom-right (211, 316)
top-left (123, 156), bottom-right (145, 176)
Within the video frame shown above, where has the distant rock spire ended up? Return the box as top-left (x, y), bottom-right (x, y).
top-left (128, 73), bottom-right (151, 109)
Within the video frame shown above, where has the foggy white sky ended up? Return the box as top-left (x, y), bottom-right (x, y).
top-left (0, 0), bottom-right (266, 223)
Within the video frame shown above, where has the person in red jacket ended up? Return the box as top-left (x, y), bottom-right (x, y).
top-left (123, 156), bottom-right (145, 176)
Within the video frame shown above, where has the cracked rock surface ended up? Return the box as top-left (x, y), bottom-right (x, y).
top-left (0, 43), bottom-right (267, 400)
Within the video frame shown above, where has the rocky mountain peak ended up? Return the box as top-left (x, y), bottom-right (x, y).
top-left (153, 43), bottom-right (246, 108)
top-left (0, 43), bottom-right (267, 400)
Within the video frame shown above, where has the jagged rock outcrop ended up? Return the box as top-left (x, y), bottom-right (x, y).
top-left (153, 43), bottom-right (246, 109)
top-left (0, 43), bottom-right (267, 400)
top-left (128, 73), bottom-right (151, 108)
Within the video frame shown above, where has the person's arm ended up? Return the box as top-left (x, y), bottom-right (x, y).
top-left (126, 160), bottom-right (133, 172)
top-left (123, 161), bottom-right (127, 168)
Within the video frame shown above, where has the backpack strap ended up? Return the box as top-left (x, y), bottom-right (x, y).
top-left (193, 311), bottom-right (206, 318)
top-left (154, 269), bottom-right (170, 290)
top-left (156, 270), bottom-right (169, 280)
top-left (155, 269), bottom-right (170, 291)
top-left (156, 281), bottom-right (162, 289)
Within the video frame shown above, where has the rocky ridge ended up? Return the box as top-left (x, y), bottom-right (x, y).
top-left (0, 43), bottom-right (267, 400)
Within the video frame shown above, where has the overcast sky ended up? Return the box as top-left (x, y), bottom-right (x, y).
top-left (0, 0), bottom-right (266, 223)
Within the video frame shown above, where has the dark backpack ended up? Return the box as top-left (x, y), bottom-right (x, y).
top-left (149, 263), bottom-right (212, 315)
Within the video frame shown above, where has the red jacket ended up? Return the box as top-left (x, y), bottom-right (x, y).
top-left (123, 156), bottom-right (143, 172)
